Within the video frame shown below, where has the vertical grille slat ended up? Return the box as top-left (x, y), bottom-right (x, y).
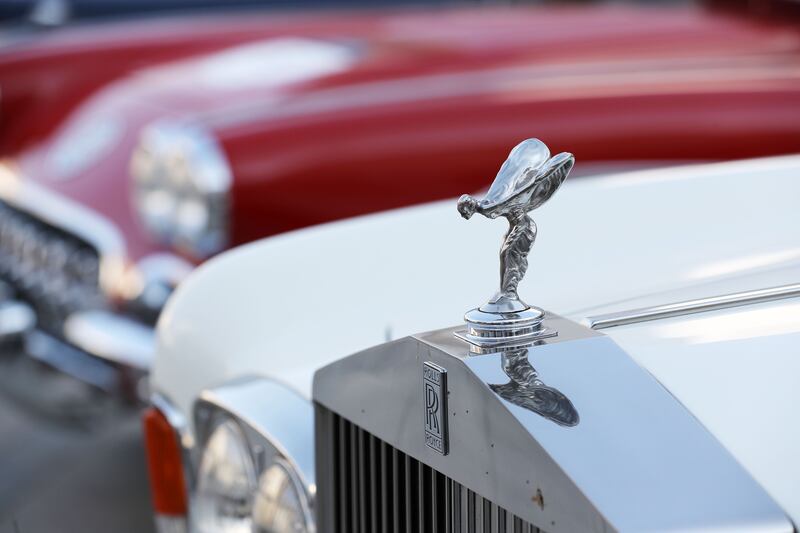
top-left (350, 423), bottom-right (359, 533)
top-left (393, 448), bottom-right (403, 533)
top-left (452, 480), bottom-right (462, 533)
top-left (434, 470), bottom-right (446, 533)
top-left (431, 470), bottom-right (438, 533)
top-left (498, 508), bottom-right (507, 533)
top-left (444, 476), bottom-right (452, 533)
top-left (406, 454), bottom-right (414, 533)
top-left (417, 461), bottom-right (426, 532)
top-left (316, 407), bottom-right (544, 533)
top-left (460, 483), bottom-right (470, 533)
top-left (467, 489), bottom-right (476, 533)
top-left (419, 462), bottom-right (427, 533)
top-left (359, 427), bottom-right (369, 533)
top-left (381, 441), bottom-right (391, 533)
top-left (337, 415), bottom-right (348, 533)
top-left (370, 435), bottom-right (379, 533)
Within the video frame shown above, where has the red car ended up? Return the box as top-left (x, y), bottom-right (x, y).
top-left (1, 3), bottom-right (799, 396)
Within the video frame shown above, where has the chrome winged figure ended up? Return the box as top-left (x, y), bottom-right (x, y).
top-left (458, 139), bottom-right (574, 315)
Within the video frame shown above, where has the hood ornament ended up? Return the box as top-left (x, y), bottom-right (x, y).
top-left (455, 138), bottom-right (574, 349)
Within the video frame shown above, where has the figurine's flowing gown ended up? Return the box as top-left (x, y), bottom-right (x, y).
top-left (498, 211), bottom-right (536, 300)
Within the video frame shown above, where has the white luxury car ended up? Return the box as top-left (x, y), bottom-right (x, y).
top-left (143, 149), bottom-right (800, 533)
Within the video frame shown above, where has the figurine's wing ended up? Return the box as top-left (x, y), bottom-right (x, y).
top-left (479, 139), bottom-right (550, 209)
top-left (525, 152), bottom-right (574, 211)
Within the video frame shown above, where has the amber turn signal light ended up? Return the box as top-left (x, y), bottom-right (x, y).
top-left (142, 406), bottom-right (188, 517)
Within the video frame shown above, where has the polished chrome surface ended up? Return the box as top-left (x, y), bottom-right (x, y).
top-left (0, 300), bottom-right (35, 340)
top-left (489, 347), bottom-right (578, 427)
top-left (63, 310), bottom-right (155, 370)
top-left (25, 330), bottom-right (121, 392)
top-left (586, 282), bottom-right (800, 330)
top-left (457, 313), bottom-right (599, 355)
top-left (457, 139), bottom-right (574, 347)
top-left (153, 391), bottom-right (194, 451)
top-left (194, 377), bottom-right (316, 516)
top-left (314, 320), bottom-right (792, 532)
top-left (152, 391), bottom-right (196, 491)
top-left (453, 316), bottom-right (557, 354)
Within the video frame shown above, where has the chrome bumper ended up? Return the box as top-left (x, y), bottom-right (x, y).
top-left (63, 310), bottom-right (155, 371)
top-left (0, 280), bottom-right (158, 399)
top-left (21, 311), bottom-right (155, 400)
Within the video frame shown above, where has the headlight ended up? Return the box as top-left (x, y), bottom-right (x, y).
top-left (253, 460), bottom-right (309, 533)
top-left (193, 419), bottom-right (257, 532)
top-left (193, 417), bottom-right (312, 533)
top-left (131, 121), bottom-right (231, 259)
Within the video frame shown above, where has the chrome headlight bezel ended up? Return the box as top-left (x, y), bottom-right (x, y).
top-left (191, 378), bottom-right (316, 533)
top-left (130, 121), bottom-right (232, 259)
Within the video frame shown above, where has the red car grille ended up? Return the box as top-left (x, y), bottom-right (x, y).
top-left (0, 201), bottom-right (103, 333)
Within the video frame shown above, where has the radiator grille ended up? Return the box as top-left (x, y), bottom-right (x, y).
top-left (316, 405), bottom-right (543, 533)
top-left (0, 201), bottom-right (102, 333)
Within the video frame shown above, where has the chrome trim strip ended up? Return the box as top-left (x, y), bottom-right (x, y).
top-left (586, 283), bottom-right (800, 330)
top-left (152, 392), bottom-right (191, 445)
top-left (0, 162), bottom-right (128, 296)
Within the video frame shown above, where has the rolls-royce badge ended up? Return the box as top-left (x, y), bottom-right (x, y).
top-left (456, 138), bottom-right (574, 347)
top-left (423, 362), bottom-right (448, 455)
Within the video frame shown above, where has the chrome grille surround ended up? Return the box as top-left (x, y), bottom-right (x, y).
top-left (313, 316), bottom-right (792, 532)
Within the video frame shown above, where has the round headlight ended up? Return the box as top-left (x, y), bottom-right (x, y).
top-left (131, 121), bottom-right (231, 259)
top-left (192, 418), bottom-right (312, 533)
top-left (193, 420), bottom-right (257, 533)
top-left (252, 460), bottom-right (311, 533)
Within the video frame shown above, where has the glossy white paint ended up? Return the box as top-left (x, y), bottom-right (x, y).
top-left (154, 155), bottom-right (800, 523)
top-left (608, 299), bottom-right (800, 525)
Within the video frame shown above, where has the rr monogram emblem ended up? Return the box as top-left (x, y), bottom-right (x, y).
top-left (423, 362), bottom-right (448, 455)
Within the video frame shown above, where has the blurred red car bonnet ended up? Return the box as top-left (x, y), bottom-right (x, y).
top-left (2, 4), bottom-right (800, 263)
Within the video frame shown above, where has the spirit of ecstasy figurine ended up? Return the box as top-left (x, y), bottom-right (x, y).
top-left (456, 138), bottom-right (574, 347)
